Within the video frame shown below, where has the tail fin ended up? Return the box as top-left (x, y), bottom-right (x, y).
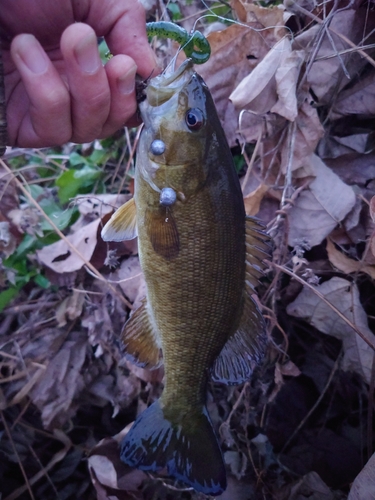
top-left (120, 400), bottom-right (226, 495)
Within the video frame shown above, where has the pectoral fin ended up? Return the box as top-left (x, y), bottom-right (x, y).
top-left (101, 198), bottom-right (137, 242)
top-left (145, 207), bottom-right (180, 260)
top-left (122, 298), bottom-right (162, 369)
top-left (211, 292), bottom-right (267, 385)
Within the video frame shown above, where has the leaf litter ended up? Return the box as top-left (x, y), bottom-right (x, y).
top-left (1, 0), bottom-right (375, 498)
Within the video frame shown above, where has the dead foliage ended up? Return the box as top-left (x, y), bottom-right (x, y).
top-left (1, 0), bottom-right (375, 498)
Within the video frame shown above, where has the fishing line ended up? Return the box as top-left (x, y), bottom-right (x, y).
top-left (193, 0), bottom-right (294, 50)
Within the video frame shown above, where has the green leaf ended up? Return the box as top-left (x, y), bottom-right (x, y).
top-left (56, 165), bottom-right (101, 203)
top-left (168, 3), bottom-right (182, 21)
top-left (0, 287), bottom-right (20, 312)
top-left (38, 198), bottom-right (77, 231)
top-left (34, 274), bottom-right (50, 289)
top-left (68, 152), bottom-right (89, 167)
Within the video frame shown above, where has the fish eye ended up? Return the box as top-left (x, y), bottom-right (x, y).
top-left (185, 108), bottom-right (204, 131)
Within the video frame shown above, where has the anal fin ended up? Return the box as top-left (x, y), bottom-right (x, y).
top-left (211, 292), bottom-right (267, 385)
top-left (122, 298), bottom-right (162, 369)
top-left (101, 197), bottom-right (137, 242)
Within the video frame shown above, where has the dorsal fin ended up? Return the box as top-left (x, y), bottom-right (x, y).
top-left (122, 298), bottom-right (163, 369)
top-left (245, 216), bottom-right (271, 293)
top-left (211, 217), bottom-right (271, 385)
top-left (101, 198), bottom-right (137, 242)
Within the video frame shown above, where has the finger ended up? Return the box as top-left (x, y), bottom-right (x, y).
top-left (100, 54), bottom-right (137, 137)
top-left (10, 34), bottom-right (72, 147)
top-left (99, 2), bottom-right (160, 78)
top-left (60, 23), bottom-right (111, 143)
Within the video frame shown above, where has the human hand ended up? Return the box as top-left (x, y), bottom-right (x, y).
top-left (0, 0), bottom-right (158, 147)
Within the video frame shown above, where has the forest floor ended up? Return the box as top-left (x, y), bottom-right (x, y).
top-left (1, 0), bottom-right (375, 499)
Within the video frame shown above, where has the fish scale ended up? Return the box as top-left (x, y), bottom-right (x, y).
top-left (101, 59), bottom-right (271, 495)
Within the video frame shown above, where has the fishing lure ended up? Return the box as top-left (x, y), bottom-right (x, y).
top-left (146, 21), bottom-right (211, 64)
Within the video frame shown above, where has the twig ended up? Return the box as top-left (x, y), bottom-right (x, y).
top-left (279, 350), bottom-right (342, 454)
top-left (240, 125), bottom-right (262, 194)
top-left (219, 382), bottom-right (249, 440)
top-left (1, 411), bottom-right (35, 500)
top-left (4, 429), bottom-right (72, 500)
top-left (367, 352), bottom-right (375, 460)
top-left (293, 2), bottom-right (375, 70)
top-left (0, 42), bottom-right (7, 156)
top-left (272, 262), bottom-right (375, 352)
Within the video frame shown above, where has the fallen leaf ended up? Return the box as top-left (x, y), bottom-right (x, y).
top-left (236, 0), bottom-right (291, 31)
top-left (289, 471), bottom-right (337, 500)
top-left (224, 450), bottom-right (248, 480)
top-left (332, 72), bottom-right (375, 119)
top-left (288, 155), bottom-right (356, 248)
top-left (230, 37), bottom-right (291, 112)
top-left (370, 196), bottom-right (375, 223)
top-left (243, 183), bottom-right (269, 215)
top-left (199, 21), bottom-right (283, 146)
top-left (89, 455), bottom-right (118, 489)
top-left (326, 239), bottom-right (375, 280)
top-left (324, 152), bottom-right (375, 189)
top-left (348, 452), bottom-right (375, 500)
top-left (30, 332), bottom-right (88, 428)
top-left (284, 99), bottom-right (325, 174)
top-left (110, 256), bottom-right (146, 311)
top-left (75, 194), bottom-right (128, 218)
top-left (286, 277), bottom-right (375, 383)
top-left (37, 218), bottom-right (101, 273)
top-left (55, 287), bottom-right (86, 327)
top-left (0, 221), bottom-right (18, 257)
top-left (271, 50), bottom-right (305, 121)
top-left (293, 9), bottom-right (375, 104)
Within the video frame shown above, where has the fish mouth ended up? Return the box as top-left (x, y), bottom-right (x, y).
top-left (146, 59), bottom-right (194, 107)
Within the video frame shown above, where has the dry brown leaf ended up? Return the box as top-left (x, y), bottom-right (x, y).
top-left (199, 21), bottom-right (282, 146)
top-left (289, 471), bottom-right (336, 500)
top-left (348, 452), bottom-right (375, 500)
top-left (293, 9), bottom-right (375, 104)
top-left (30, 332), bottom-right (88, 428)
top-left (37, 218), bottom-right (101, 273)
top-left (332, 71), bottom-right (375, 119)
top-left (281, 100), bottom-right (324, 174)
top-left (244, 183), bottom-right (269, 215)
top-left (271, 50), bottom-right (305, 121)
top-left (230, 37), bottom-right (291, 112)
top-left (288, 155), bottom-right (356, 248)
top-left (89, 437), bottom-right (146, 499)
top-left (75, 194), bottom-right (128, 218)
top-left (278, 360), bottom-right (301, 377)
top-left (236, 0), bottom-right (291, 30)
top-left (286, 277), bottom-right (375, 383)
top-left (230, 38), bottom-right (305, 122)
top-left (55, 287), bottom-right (86, 327)
top-left (326, 239), bottom-right (375, 280)
top-left (0, 221), bottom-right (18, 257)
top-left (89, 455), bottom-right (118, 490)
top-left (224, 450), bottom-right (248, 480)
top-left (110, 256), bottom-right (146, 311)
top-left (370, 196), bottom-right (375, 223)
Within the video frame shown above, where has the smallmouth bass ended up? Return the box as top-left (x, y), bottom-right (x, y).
top-left (102, 59), bottom-right (270, 495)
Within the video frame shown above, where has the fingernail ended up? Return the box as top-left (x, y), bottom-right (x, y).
top-left (74, 33), bottom-right (101, 74)
top-left (117, 65), bottom-right (137, 95)
top-left (16, 34), bottom-right (48, 74)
